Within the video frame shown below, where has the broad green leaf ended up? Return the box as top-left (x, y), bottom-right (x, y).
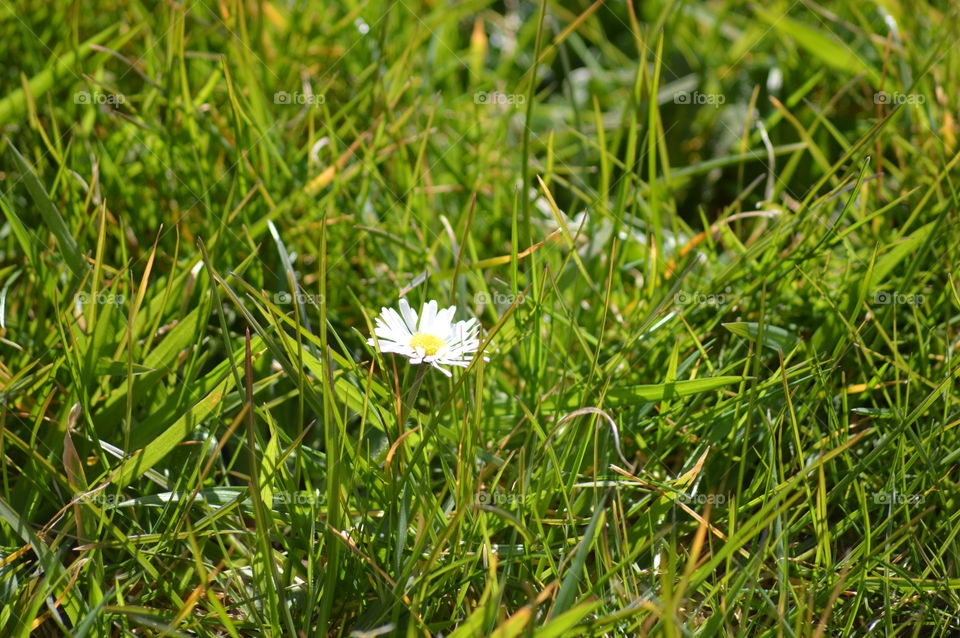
top-left (584, 376), bottom-right (745, 407)
top-left (260, 428), bottom-right (281, 507)
top-left (549, 501), bottom-right (604, 619)
top-left (867, 221), bottom-right (933, 290)
top-left (7, 143), bottom-right (87, 277)
top-left (753, 7), bottom-right (880, 85)
top-left (0, 25), bottom-right (119, 126)
top-left (113, 375), bottom-right (235, 489)
top-left (0, 195), bottom-right (40, 272)
top-left (724, 322), bottom-right (802, 354)
top-left (535, 601), bottom-right (602, 638)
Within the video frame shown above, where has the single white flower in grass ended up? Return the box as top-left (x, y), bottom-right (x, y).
top-left (368, 298), bottom-right (486, 376)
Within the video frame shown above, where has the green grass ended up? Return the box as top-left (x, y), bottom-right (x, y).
top-left (1, 0), bottom-right (959, 635)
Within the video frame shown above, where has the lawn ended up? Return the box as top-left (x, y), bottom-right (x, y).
top-left (1, 0), bottom-right (959, 636)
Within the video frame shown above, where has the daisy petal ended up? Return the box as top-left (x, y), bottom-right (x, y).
top-left (420, 300), bottom-right (438, 331)
top-left (399, 298), bottom-right (419, 333)
top-left (435, 306), bottom-right (457, 332)
top-left (431, 361), bottom-right (453, 377)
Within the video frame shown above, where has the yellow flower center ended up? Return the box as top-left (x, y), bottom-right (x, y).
top-left (409, 332), bottom-right (445, 356)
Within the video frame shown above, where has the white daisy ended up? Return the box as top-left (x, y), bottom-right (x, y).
top-left (367, 298), bottom-right (485, 376)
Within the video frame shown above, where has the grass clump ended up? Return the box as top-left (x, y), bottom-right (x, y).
top-left (1, 1), bottom-right (959, 636)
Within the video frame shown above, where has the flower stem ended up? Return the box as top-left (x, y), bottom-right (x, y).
top-left (399, 365), bottom-right (428, 430)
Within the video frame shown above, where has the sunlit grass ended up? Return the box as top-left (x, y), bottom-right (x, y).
top-left (1, 1), bottom-right (958, 636)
